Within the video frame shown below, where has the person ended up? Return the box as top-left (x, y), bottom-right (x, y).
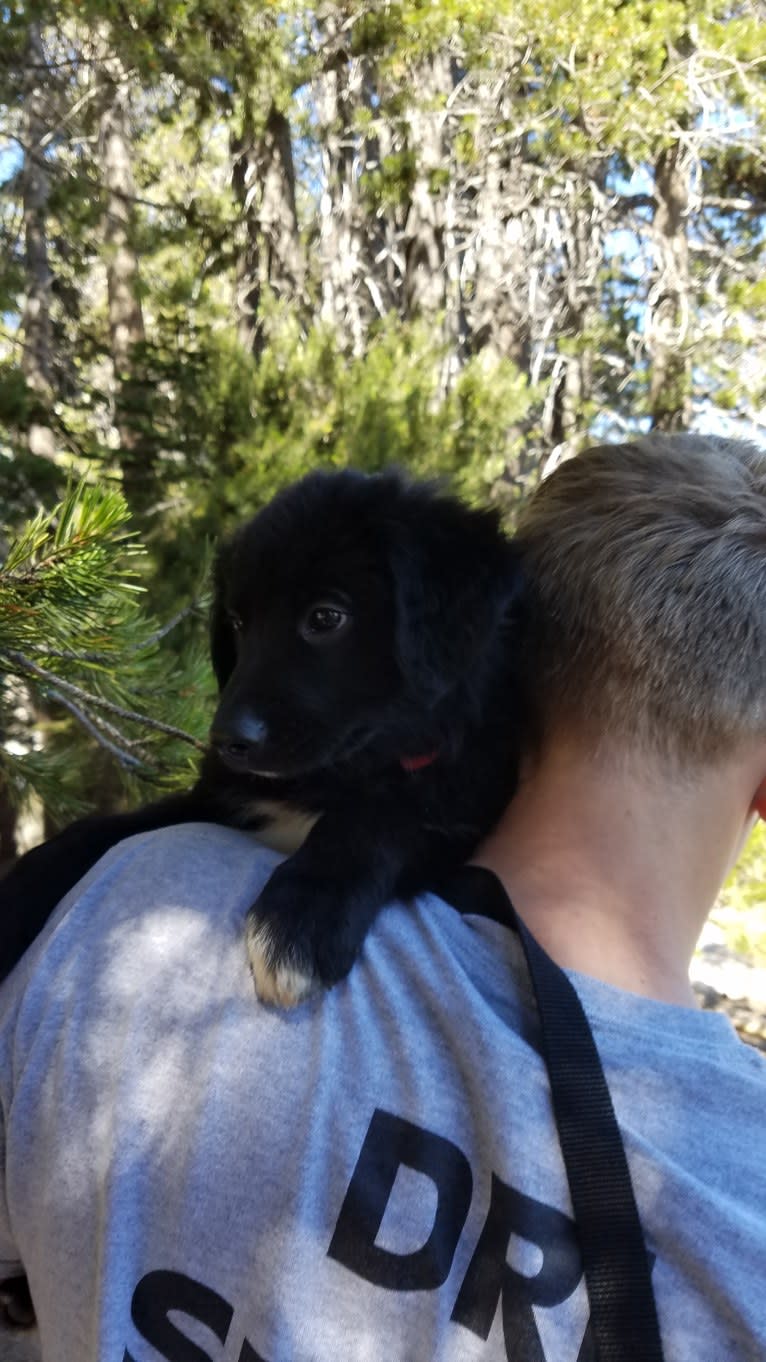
top-left (0, 433), bottom-right (764, 1362)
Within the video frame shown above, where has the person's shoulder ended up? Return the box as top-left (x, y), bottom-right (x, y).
top-left (98, 820), bottom-right (281, 906)
top-left (47, 819), bottom-right (280, 937)
top-left (0, 823), bottom-right (280, 1025)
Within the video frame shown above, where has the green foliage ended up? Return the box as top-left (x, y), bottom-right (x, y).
top-left (0, 0), bottom-right (765, 961)
top-left (716, 821), bottom-right (766, 966)
top-left (0, 368), bottom-right (32, 429)
top-left (0, 483), bottom-right (211, 825)
top-left (125, 315), bottom-right (535, 540)
top-left (723, 820), bottom-right (766, 914)
top-left (2, 484), bottom-right (141, 631)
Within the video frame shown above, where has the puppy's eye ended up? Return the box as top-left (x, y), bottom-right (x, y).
top-left (300, 602), bottom-right (351, 642)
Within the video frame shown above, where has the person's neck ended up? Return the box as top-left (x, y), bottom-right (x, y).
top-left (473, 737), bottom-right (755, 1008)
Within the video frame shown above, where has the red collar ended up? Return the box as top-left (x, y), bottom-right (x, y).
top-left (399, 750), bottom-right (439, 773)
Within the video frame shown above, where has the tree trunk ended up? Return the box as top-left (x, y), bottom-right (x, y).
top-left (547, 185), bottom-right (602, 454)
top-left (231, 98), bottom-right (305, 358)
top-left (648, 145), bottom-right (692, 431)
top-left (20, 23), bottom-right (56, 462)
top-left (314, 32), bottom-right (370, 355)
top-left (0, 771), bottom-right (18, 874)
top-left (402, 53), bottom-right (453, 326)
top-left (447, 63), bottom-right (549, 379)
top-left (98, 62), bottom-right (147, 506)
top-left (464, 137), bottom-right (534, 373)
top-left (100, 75), bottom-right (145, 374)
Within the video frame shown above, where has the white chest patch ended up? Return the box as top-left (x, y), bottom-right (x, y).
top-left (242, 799), bottom-right (321, 855)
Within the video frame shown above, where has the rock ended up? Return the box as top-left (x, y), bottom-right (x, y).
top-left (691, 925), bottom-right (766, 1051)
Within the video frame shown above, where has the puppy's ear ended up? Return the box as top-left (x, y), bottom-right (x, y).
top-left (209, 538), bottom-right (237, 691)
top-left (390, 504), bottom-right (524, 705)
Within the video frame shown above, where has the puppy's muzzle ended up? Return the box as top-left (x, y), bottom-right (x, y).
top-left (210, 711), bottom-right (270, 772)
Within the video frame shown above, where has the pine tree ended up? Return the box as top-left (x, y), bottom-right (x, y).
top-left (1, 0), bottom-right (764, 852)
top-left (0, 482), bottom-right (211, 860)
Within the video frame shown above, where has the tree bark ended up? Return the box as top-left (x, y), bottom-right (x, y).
top-left (648, 145), bottom-right (692, 431)
top-left (100, 78), bottom-right (145, 375)
top-left (401, 53), bottom-right (453, 324)
top-left (0, 771), bottom-right (18, 874)
top-left (464, 136), bottom-right (534, 372)
top-left (231, 99), bottom-right (305, 358)
top-left (547, 185), bottom-right (602, 454)
top-left (98, 60), bottom-right (147, 506)
top-left (20, 23), bottom-right (56, 462)
top-left (444, 65), bottom-right (547, 378)
top-left (314, 29), bottom-right (370, 354)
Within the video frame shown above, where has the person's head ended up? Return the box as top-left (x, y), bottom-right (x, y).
top-left (515, 433), bottom-right (766, 828)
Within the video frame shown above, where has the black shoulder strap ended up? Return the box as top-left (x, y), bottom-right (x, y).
top-left (438, 865), bottom-right (665, 1362)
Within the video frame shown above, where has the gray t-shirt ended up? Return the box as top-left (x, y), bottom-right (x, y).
top-left (0, 823), bottom-right (763, 1362)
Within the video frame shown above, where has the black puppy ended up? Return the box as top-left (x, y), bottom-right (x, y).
top-left (0, 470), bottom-right (526, 1005)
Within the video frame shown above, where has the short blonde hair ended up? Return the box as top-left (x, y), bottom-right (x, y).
top-left (515, 434), bottom-right (766, 763)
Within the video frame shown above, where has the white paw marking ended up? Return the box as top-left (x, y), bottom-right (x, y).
top-left (245, 916), bottom-right (317, 1008)
top-left (238, 799), bottom-right (320, 855)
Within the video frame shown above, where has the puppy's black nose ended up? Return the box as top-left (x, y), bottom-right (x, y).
top-left (210, 711), bottom-right (268, 760)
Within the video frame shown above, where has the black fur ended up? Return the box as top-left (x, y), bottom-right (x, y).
top-left (0, 470), bottom-right (527, 1000)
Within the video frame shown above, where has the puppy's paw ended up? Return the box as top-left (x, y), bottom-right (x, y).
top-left (245, 914), bottom-right (318, 1008)
top-left (244, 864), bottom-right (366, 1008)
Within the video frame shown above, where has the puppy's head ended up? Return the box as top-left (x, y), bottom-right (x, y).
top-left (209, 470), bottom-right (523, 780)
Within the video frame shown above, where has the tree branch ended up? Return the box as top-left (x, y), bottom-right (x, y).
top-left (0, 650), bottom-right (206, 751)
top-left (46, 688), bottom-right (148, 769)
